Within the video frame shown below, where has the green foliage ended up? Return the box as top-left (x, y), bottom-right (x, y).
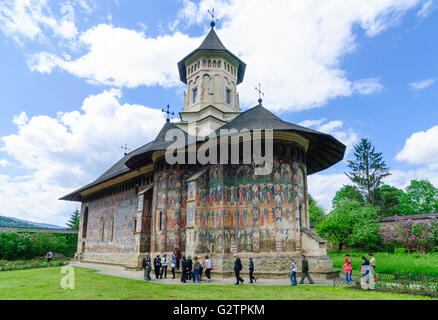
top-left (316, 200), bottom-right (380, 250)
top-left (66, 208), bottom-right (80, 230)
top-left (374, 185), bottom-right (404, 216)
top-left (308, 195), bottom-right (326, 226)
top-left (345, 138), bottom-right (391, 205)
top-left (0, 216), bottom-right (38, 228)
top-left (329, 251), bottom-right (438, 277)
top-left (0, 231), bottom-right (77, 260)
top-left (398, 179), bottom-right (438, 215)
top-left (332, 185), bottom-right (364, 209)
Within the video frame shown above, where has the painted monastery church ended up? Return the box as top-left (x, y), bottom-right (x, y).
top-left (61, 21), bottom-right (346, 277)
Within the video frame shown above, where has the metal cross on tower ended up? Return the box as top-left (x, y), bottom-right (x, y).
top-left (162, 104), bottom-right (174, 122)
top-left (208, 8), bottom-right (218, 28)
top-left (255, 83), bottom-right (264, 105)
top-left (121, 143), bottom-right (131, 156)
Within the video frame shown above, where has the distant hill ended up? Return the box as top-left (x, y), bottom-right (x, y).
top-left (0, 216), bottom-right (65, 229)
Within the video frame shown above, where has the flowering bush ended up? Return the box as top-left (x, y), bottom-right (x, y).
top-left (0, 258), bottom-right (69, 271)
top-left (380, 216), bottom-right (438, 252)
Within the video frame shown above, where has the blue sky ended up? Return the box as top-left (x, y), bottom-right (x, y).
top-left (0, 0), bottom-right (437, 227)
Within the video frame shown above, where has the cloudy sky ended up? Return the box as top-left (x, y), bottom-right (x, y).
top-left (0, 0), bottom-right (437, 227)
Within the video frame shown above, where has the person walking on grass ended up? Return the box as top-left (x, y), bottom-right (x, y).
top-left (249, 258), bottom-right (257, 283)
top-left (160, 254), bottom-right (169, 279)
top-left (142, 253), bottom-right (152, 281)
top-left (343, 254), bottom-right (353, 285)
top-left (193, 256), bottom-right (201, 283)
top-left (46, 250), bottom-right (53, 263)
top-left (154, 255), bottom-right (161, 279)
top-left (234, 253), bottom-right (244, 285)
top-left (289, 258), bottom-right (298, 286)
top-left (299, 255), bottom-right (314, 284)
top-left (181, 256), bottom-right (188, 283)
top-left (205, 255), bottom-right (212, 282)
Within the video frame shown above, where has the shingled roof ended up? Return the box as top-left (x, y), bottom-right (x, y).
top-left (61, 103), bottom-right (345, 201)
top-left (177, 27), bottom-right (246, 84)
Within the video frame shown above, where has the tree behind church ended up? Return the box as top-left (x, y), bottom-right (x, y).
top-left (345, 138), bottom-right (390, 206)
top-left (66, 208), bottom-right (80, 230)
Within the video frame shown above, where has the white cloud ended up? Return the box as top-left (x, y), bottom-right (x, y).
top-left (417, 0), bottom-right (436, 18)
top-left (299, 118), bottom-right (359, 155)
top-left (0, 89), bottom-right (166, 226)
top-left (0, 0), bottom-right (79, 45)
top-left (29, 24), bottom-right (200, 88)
top-left (308, 173), bottom-right (350, 211)
top-left (21, 0), bottom-right (423, 112)
top-left (0, 159), bottom-right (11, 167)
top-left (396, 125), bottom-right (438, 166)
top-left (352, 78), bottom-right (383, 95)
top-left (409, 78), bottom-right (436, 90)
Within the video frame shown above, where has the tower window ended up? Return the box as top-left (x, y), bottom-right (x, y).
top-left (193, 88), bottom-right (198, 103)
top-left (159, 211), bottom-right (163, 231)
top-left (226, 89), bottom-right (231, 104)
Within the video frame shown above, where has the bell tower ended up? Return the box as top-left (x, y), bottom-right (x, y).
top-left (176, 20), bottom-right (246, 136)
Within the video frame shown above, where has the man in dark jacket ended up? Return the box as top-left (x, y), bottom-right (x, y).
top-left (175, 246), bottom-right (182, 270)
top-left (187, 256), bottom-right (193, 280)
top-left (154, 255), bottom-right (161, 279)
top-left (299, 255), bottom-right (314, 284)
top-left (234, 253), bottom-right (244, 285)
top-left (181, 256), bottom-right (188, 283)
top-left (142, 253), bottom-right (151, 281)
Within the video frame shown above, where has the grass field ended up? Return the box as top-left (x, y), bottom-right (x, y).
top-left (0, 266), bottom-right (435, 300)
top-left (328, 251), bottom-right (438, 276)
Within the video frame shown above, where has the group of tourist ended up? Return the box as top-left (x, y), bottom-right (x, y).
top-left (142, 249), bottom-right (319, 286)
top-left (342, 253), bottom-right (377, 285)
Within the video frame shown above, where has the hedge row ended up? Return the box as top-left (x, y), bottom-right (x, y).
top-left (0, 231), bottom-right (77, 260)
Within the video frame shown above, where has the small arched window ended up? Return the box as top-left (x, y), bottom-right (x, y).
top-left (213, 60), bottom-right (217, 68)
top-left (82, 207), bottom-right (88, 239)
top-left (159, 211), bottom-right (163, 231)
top-left (218, 61), bottom-right (221, 68)
top-left (208, 60), bottom-right (211, 67)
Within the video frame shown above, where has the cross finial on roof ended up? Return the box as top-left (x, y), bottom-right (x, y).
top-left (255, 83), bottom-right (264, 105)
top-left (162, 104), bottom-right (174, 122)
top-left (208, 8), bottom-right (218, 28)
top-left (121, 143), bottom-right (131, 156)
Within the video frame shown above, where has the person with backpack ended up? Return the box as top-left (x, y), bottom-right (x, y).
top-left (142, 253), bottom-right (152, 281)
top-left (299, 255), bottom-right (314, 284)
top-left (249, 258), bottom-right (257, 283)
top-left (160, 254), bottom-right (169, 279)
top-left (289, 258), bottom-right (298, 285)
top-left (205, 255), bottom-right (212, 282)
top-left (154, 255), bottom-right (161, 279)
top-left (343, 254), bottom-right (353, 285)
top-left (234, 253), bottom-right (244, 285)
top-left (193, 256), bottom-right (201, 283)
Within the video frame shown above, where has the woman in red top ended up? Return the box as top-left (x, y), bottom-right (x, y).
top-left (343, 254), bottom-right (353, 285)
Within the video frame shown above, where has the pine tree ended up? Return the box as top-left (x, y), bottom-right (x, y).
top-left (66, 208), bottom-right (80, 230)
top-left (345, 138), bottom-right (390, 205)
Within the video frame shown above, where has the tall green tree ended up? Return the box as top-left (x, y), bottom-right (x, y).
top-left (374, 185), bottom-right (404, 216)
top-left (316, 200), bottom-right (380, 251)
top-left (398, 179), bottom-right (438, 215)
top-left (308, 195), bottom-right (326, 226)
top-left (345, 138), bottom-right (391, 205)
top-left (332, 185), bottom-right (364, 209)
top-left (66, 208), bottom-right (80, 230)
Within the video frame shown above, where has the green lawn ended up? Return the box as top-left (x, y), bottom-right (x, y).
top-left (0, 266), bottom-right (435, 300)
top-left (328, 251), bottom-right (438, 276)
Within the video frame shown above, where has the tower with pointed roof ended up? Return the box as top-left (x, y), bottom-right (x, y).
top-left (176, 22), bottom-right (246, 136)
